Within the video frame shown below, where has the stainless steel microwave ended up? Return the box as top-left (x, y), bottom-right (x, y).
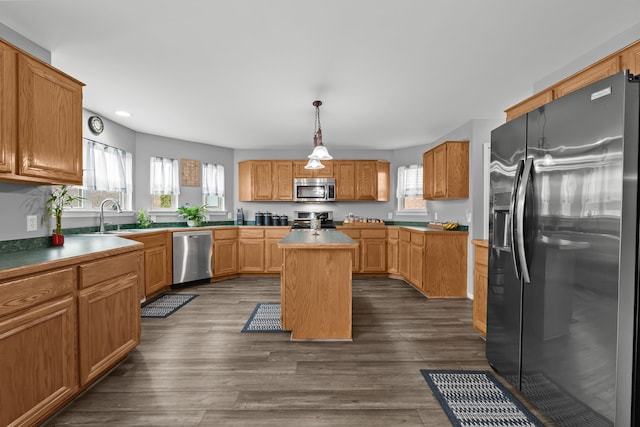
top-left (294, 178), bottom-right (336, 202)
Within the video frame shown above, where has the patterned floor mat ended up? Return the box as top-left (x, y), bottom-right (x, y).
top-left (241, 303), bottom-right (285, 332)
top-left (141, 294), bottom-right (198, 318)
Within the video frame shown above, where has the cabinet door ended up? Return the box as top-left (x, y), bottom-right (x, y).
top-left (424, 234), bottom-right (467, 297)
top-left (355, 160), bottom-right (377, 200)
top-left (339, 228), bottom-right (360, 272)
top-left (293, 160), bottom-right (313, 178)
top-left (18, 55), bottom-right (83, 184)
top-left (422, 150), bottom-right (434, 199)
top-left (387, 238), bottom-right (399, 274)
top-left (361, 238), bottom-right (387, 272)
top-left (554, 56), bottom-right (620, 98)
top-left (214, 239), bottom-right (237, 276)
top-left (433, 145), bottom-right (448, 198)
top-left (0, 41), bottom-right (16, 175)
top-left (145, 245), bottom-right (169, 296)
top-left (473, 267), bottom-right (488, 336)
top-left (0, 296), bottom-right (77, 427)
top-left (78, 273), bottom-right (139, 386)
top-left (265, 239), bottom-right (284, 273)
top-left (239, 239), bottom-right (265, 272)
top-left (252, 161), bottom-right (273, 200)
top-left (409, 243), bottom-right (424, 289)
top-left (399, 232), bottom-right (410, 280)
top-left (621, 41), bottom-right (640, 75)
top-left (272, 161), bottom-right (293, 200)
top-left (314, 160), bottom-right (334, 177)
top-left (335, 160), bottom-right (355, 200)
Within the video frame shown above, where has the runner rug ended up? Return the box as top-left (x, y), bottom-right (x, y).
top-left (141, 294), bottom-right (198, 318)
top-left (241, 303), bottom-right (285, 332)
top-left (420, 369), bottom-right (543, 427)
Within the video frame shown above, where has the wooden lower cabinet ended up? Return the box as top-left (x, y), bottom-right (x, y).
top-left (360, 229), bottom-right (387, 273)
top-left (472, 240), bottom-right (488, 336)
top-left (399, 229), bottom-right (410, 279)
top-left (265, 228), bottom-right (289, 273)
top-left (386, 227), bottom-right (399, 275)
top-left (239, 228), bottom-right (266, 273)
top-left (0, 290), bottom-right (77, 427)
top-left (423, 233), bottom-right (468, 297)
top-left (409, 236), bottom-right (424, 289)
top-left (213, 228), bottom-right (238, 277)
top-left (77, 253), bottom-right (141, 386)
top-left (0, 245), bottom-right (142, 427)
top-left (123, 232), bottom-right (172, 298)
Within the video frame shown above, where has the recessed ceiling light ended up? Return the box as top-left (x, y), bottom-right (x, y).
top-left (115, 110), bottom-right (131, 117)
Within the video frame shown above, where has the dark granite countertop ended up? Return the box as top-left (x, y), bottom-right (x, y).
top-left (0, 235), bottom-right (142, 273)
top-left (278, 229), bottom-right (358, 248)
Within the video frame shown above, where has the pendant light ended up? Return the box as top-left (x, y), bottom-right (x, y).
top-left (305, 100), bottom-right (332, 169)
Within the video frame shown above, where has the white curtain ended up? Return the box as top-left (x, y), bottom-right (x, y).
top-left (396, 164), bottom-right (423, 198)
top-left (202, 163), bottom-right (225, 197)
top-left (150, 156), bottom-right (180, 195)
top-left (83, 139), bottom-right (132, 193)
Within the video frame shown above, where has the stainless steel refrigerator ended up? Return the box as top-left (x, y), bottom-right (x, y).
top-left (487, 71), bottom-right (639, 426)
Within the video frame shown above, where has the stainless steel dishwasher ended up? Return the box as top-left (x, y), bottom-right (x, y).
top-left (172, 230), bottom-right (213, 284)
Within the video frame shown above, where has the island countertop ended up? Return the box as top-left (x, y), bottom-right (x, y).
top-left (278, 229), bottom-right (358, 249)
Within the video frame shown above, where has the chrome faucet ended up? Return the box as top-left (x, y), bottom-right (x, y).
top-left (99, 198), bottom-right (123, 233)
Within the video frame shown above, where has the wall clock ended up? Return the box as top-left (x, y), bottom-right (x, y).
top-left (88, 115), bottom-right (104, 134)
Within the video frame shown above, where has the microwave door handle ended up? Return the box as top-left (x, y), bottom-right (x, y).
top-left (509, 159), bottom-right (524, 280)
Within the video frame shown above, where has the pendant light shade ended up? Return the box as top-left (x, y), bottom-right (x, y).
top-left (304, 158), bottom-right (324, 169)
top-left (307, 100), bottom-right (332, 161)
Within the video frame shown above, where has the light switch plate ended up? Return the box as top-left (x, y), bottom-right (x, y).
top-left (27, 215), bottom-right (37, 232)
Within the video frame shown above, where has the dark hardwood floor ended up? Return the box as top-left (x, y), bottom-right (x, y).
top-left (43, 277), bottom-right (552, 426)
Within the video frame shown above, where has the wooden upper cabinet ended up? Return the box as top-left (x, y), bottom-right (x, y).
top-left (0, 40), bottom-right (17, 175)
top-left (621, 41), bottom-right (640, 75)
top-left (423, 141), bottom-right (469, 200)
top-left (554, 55), bottom-right (620, 98)
top-left (505, 39), bottom-right (640, 122)
top-left (272, 161), bottom-right (293, 200)
top-left (335, 160), bottom-right (356, 200)
top-left (505, 90), bottom-right (553, 122)
top-left (293, 159), bottom-right (333, 178)
top-left (355, 160), bottom-right (377, 200)
top-left (422, 150), bottom-right (434, 199)
top-left (239, 160), bottom-right (293, 201)
top-left (17, 53), bottom-right (84, 185)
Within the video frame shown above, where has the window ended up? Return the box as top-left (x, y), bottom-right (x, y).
top-left (70, 139), bottom-right (133, 210)
top-left (202, 163), bottom-right (225, 211)
top-left (396, 164), bottom-right (426, 212)
top-left (150, 156), bottom-right (180, 209)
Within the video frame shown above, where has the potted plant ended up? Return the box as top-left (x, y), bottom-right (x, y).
top-left (137, 209), bottom-right (154, 228)
top-left (177, 204), bottom-right (208, 227)
top-left (45, 185), bottom-right (83, 246)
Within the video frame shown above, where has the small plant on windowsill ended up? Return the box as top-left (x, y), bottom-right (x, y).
top-left (177, 204), bottom-right (208, 227)
top-left (137, 209), bottom-right (154, 229)
top-left (45, 185), bottom-right (84, 246)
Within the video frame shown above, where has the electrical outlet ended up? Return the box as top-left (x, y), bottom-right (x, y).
top-left (387, 212), bottom-right (393, 220)
top-left (434, 212), bottom-right (438, 221)
top-left (150, 215), bottom-right (157, 222)
top-left (227, 212), bottom-right (233, 219)
top-left (27, 215), bottom-right (38, 232)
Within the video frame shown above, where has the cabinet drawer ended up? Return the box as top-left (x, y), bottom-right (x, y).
top-left (239, 228), bottom-right (264, 239)
top-left (265, 228), bottom-right (290, 239)
top-left (79, 252), bottom-right (139, 289)
top-left (361, 229), bottom-right (386, 239)
top-left (399, 229), bottom-right (411, 243)
top-left (411, 232), bottom-right (424, 246)
top-left (475, 245), bottom-right (488, 267)
top-left (0, 267), bottom-right (75, 318)
top-left (387, 227), bottom-right (399, 239)
top-left (213, 229), bottom-right (238, 240)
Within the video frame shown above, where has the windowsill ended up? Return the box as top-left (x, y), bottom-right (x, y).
top-left (395, 210), bottom-right (427, 216)
top-left (63, 210), bottom-right (136, 218)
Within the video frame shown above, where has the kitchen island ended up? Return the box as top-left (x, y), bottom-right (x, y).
top-left (278, 229), bottom-right (358, 340)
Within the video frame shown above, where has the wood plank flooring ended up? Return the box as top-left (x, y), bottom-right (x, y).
top-left (43, 277), bottom-right (553, 426)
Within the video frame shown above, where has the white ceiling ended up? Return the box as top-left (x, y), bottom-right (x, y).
top-left (1, 1), bottom-right (639, 151)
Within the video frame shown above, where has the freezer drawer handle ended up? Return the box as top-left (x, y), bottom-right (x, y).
top-left (515, 157), bottom-right (533, 283)
top-left (509, 159), bottom-right (524, 280)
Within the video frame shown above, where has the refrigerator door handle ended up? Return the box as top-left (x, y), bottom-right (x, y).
top-left (515, 157), bottom-right (534, 284)
top-left (509, 159), bottom-right (525, 279)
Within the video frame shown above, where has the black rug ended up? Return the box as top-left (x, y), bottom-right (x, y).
top-left (141, 294), bottom-right (197, 318)
top-left (421, 369), bottom-right (543, 427)
top-left (241, 303), bottom-right (285, 332)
